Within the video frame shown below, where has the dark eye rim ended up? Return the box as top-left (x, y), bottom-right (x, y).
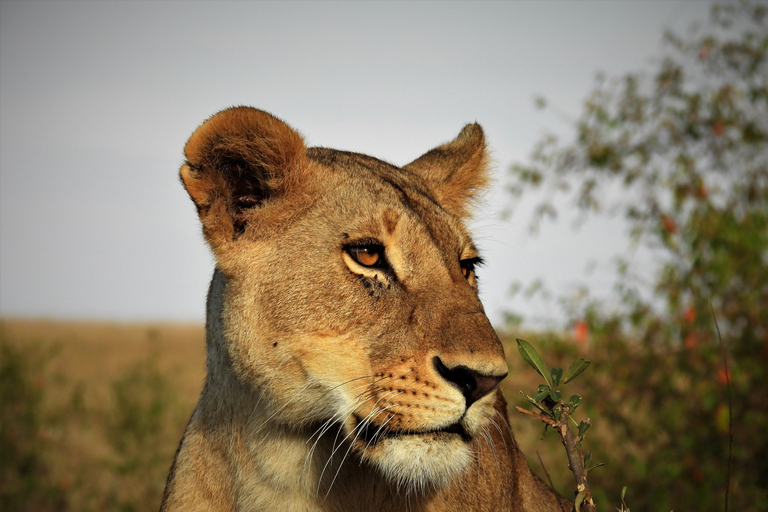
top-left (344, 241), bottom-right (387, 268)
top-left (460, 256), bottom-right (483, 279)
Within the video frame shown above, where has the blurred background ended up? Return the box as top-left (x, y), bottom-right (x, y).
top-left (2, 1), bottom-right (766, 511)
top-left (1, 0), bottom-right (702, 326)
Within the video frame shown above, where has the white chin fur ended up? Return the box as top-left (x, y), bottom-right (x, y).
top-left (370, 435), bottom-right (471, 491)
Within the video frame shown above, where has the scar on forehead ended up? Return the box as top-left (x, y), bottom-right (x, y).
top-left (382, 209), bottom-right (400, 235)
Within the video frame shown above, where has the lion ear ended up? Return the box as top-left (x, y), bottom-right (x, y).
top-left (179, 106), bottom-right (308, 248)
top-left (404, 124), bottom-right (491, 218)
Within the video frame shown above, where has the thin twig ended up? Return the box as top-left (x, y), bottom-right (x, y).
top-left (515, 406), bottom-right (557, 427)
top-left (711, 302), bottom-right (732, 512)
top-left (536, 449), bottom-right (556, 491)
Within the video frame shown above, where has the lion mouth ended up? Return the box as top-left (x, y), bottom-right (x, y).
top-left (354, 416), bottom-right (471, 445)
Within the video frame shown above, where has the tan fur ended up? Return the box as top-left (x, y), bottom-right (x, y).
top-left (161, 107), bottom-right (570, 512)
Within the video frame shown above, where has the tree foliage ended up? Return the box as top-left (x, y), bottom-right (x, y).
top-left (507, 2), bottom-right (767, 509)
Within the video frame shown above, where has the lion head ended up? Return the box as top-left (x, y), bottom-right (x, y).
top-left (179, 106), bottom-right (508, 491)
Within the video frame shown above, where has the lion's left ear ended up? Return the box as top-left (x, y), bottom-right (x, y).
top-left (404, 123), bottom-right (490, 218)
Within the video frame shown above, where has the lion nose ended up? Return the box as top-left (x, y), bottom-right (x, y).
top-left (432, 357), bottom-right (507, 408)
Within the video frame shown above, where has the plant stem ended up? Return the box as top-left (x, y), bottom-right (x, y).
top-left (558, 406), bottom-right (596, 512)
top-left (516, 405), bottom-right (596, 512)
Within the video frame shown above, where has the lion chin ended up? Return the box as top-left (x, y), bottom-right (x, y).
top-left (352, 427), bottom-right (473, 491)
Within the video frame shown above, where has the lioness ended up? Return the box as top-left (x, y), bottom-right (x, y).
top-left (161, 107), bottom-right (569, 512)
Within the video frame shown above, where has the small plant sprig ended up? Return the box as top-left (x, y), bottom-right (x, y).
top-left (515, 338), bottom-right (599, 512)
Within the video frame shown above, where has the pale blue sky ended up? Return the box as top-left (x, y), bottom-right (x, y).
top-left (0, 1), bottom-right (708, 325)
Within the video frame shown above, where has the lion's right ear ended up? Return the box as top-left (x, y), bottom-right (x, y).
top-left (404, 123), bottom-right (490, 219)
top-left (179, 107), bottom-right (308, 249)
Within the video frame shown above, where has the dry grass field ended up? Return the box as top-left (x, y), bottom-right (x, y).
top-left (0, 318), bottom-right (206, 511)
top-left (1, 318), bottom-right (572, 511)
top-left (2, 318), bottom-right (206, 402)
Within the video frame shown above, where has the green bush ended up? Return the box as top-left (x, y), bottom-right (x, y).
top-left (103, 348), bottom-right (187, 511)
top-left (0, 336), bottom-right (67, 511)
top-left (0, 327), bottom-right (188, 512)
top-left (506, 1), bottom-right (768, 509)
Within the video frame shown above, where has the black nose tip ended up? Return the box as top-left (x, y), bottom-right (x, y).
top-left (433, 356), bottom-right (507, 408)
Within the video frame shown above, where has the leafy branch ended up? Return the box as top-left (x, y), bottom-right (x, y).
top-left (515, 338), bottom-right (598, 512)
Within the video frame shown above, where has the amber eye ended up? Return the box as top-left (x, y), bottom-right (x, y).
top-left (460, 257), bottom-right (482, 280)
top-left (347, 245), bottom-right (385, 268)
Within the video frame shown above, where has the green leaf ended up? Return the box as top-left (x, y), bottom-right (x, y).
top-left (574, 490), bottom-right (586, 511)
top-left (586, 462), bottom-right (605, 472)
top-left (520, 391), bottom-right (552, 415)
top-left (563, 358), bottom-right (591, 383)
top-left (578, 420), bottom-right (591, 440)
top-left (516, 339), bottom-right (553, 387)
top-left (549, 389), bottom-right (561, 402)
top-left (533, 390), bottom-right (550, 403)
top-left (551, 367), bottom-right (563, 387)
top-left (621, 486), bottom-right (627, 501)
top-left (569, 394), bottom-right (582, 410)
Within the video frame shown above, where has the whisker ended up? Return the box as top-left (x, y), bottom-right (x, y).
top-left (326, 374), bottom-right (380, 394)
top-left (306, 383), bottom-right (376, 447)
top-left (487, 416), bottom-right (509, 455)
top-left (303, 402), bottom-right (361, 483)
top-left (480, 427), bottom-right (497, 458)
top-left (304, 383), bottom-right (402, 490)
top-left (363, 411), bottom-right (396, 455)
top-left (324, 409), bottom-right (377, 499)
top-left (252, 381), bottom-right (312, 434)
top-left (317, 406), bottom-right (384, 497)
top-left (490, 408), bottom-right (514, 459)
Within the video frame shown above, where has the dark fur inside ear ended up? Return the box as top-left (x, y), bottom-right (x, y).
top-left (180, 106), bottom-right (308, 244)
top-left (404, 124), bottom-right (490, 218)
